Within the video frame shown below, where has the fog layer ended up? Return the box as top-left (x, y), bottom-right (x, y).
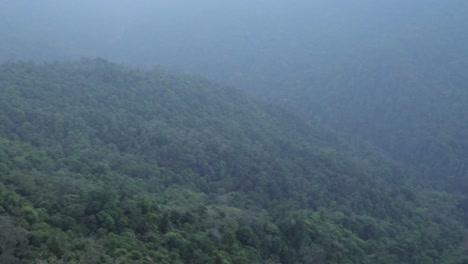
top-left (2, 0), bottom-right (467, 89)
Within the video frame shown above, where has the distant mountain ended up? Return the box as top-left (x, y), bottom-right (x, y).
top-left (0, 59), bottom-right (466, 263)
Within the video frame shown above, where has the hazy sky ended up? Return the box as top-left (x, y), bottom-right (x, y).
top-left (1, 0), bottom-right (467, 88)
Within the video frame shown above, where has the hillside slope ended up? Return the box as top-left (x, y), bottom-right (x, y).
top-left (262, 55), bottom-right (468, 194)
top-left (0, 59), bottom-right (466, 263)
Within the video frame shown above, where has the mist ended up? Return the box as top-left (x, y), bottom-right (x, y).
top-left (3, 0), bottom-right (467, 89)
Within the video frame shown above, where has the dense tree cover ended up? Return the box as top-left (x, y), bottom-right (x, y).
top-left (257, 56), bottom-right (468, 195)
top-left (0, 59), bottom-right (467, 263)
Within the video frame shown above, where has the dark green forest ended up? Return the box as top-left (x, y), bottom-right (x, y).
top-left (0, 59), bottom-right (467, 263)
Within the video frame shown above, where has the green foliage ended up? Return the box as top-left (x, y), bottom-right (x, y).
top-left (0, 59), bottom-right (466, 263)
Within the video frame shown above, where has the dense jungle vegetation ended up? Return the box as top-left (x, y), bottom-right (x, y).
top-left (0, 59), bottom-right (467, 263)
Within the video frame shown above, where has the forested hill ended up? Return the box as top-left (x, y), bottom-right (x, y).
top-left (0, 59), bottom-right (467, 263)
top-left (258, 57), bottom-right (468, 194)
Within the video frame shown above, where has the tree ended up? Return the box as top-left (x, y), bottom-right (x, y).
top-left (0, 215), bottom-right (28, 263)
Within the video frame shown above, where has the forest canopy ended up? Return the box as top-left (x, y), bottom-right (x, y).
top-left (0, 60), bottom-right (467, 263)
